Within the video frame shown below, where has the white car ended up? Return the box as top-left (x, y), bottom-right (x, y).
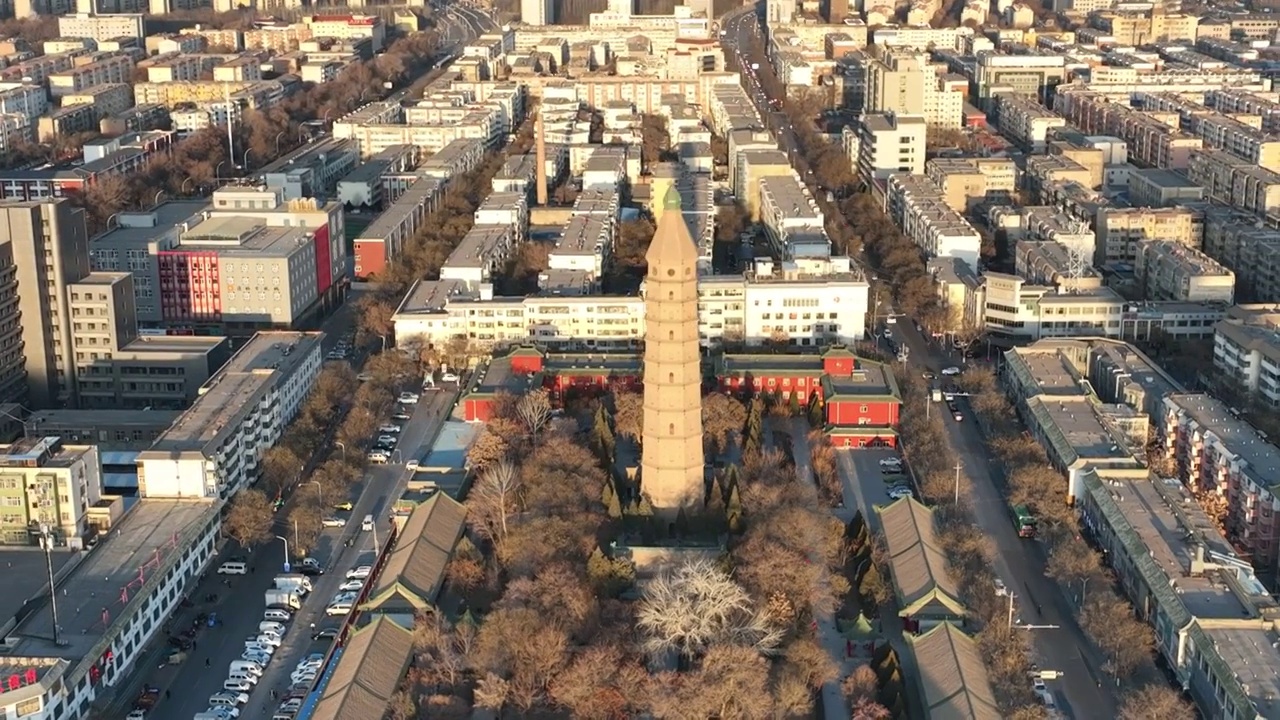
top-left (243, 642), bottom-right (276, 655)
top-left (321, 516), bottom-right (347, 528)
top-left (882, 328), bottom-right (893, 339)
top-left (994, 578), bottom-right (1008, 597)
top-left (440, 371), bottom-right (459, 382)
top-left (878, 457), bottom-right (902, 468)
top-left (290, 671), bottom-right (318, 685)
top-left (241, 651), bottom-right (271, 665)
top-left (888, 486), bottom-right (914, 500)
top-left (205, 707), bottom-right (240, 719)
top-left (346, 565), bottom-right (372, 580)
top-left (223, 679), bottom-right (253, 693)
top-left (941, 366), bottom-right (962, 376)
top-left (376, 434), bottom-right (398, 446)
top-left (126, 711), bottom-right (146, 720)
top-left (278, 699), bottom-right (304, 714)
top-left (367, 451), bottom-right (388, 464)
top-left (252, 633), bottom-right (282, 647)
top-left (378, 424), bottom-right (402, 434)
top-left (339, 579), bottom-right (364, 592)
top-left (326, 602), bottom-right (353, 616)
top-left (295, 660), bottom-right (324, 674)
top-left (398, 392), bottom-right (420, 404)
top-left (331, 591), bottom-right (359, 605)
top-left (405, 459), bottom-right (420, 471)
top-left (211, 691), bottom-right (249, 707)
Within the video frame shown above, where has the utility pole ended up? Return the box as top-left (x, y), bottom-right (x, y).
top-left (1007, 591), bottom-right (1016, 628)
top-left (953, 461), bottom-right (963, 504)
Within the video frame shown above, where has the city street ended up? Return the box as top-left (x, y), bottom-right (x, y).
top-left (893, 321), bottom-right (1117, 718)
top-left (129, 385), bottom-right (457, 720)
top-left (724, 4), bottom-right (1117, 715)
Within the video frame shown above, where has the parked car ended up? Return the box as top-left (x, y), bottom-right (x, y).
top-left (888, 486), bottom-right (914, 500)
top-left (312, 626), bottom-right (339, 640)
top-left (325, 602), bottom-right (352, 616)
top-left (321, 516), bottom-right (346, 528)
top-left (440, 371), bottom-right (459, 382)
top-left (378, 424), bottom-right (402, 434)
top-left (391, 412), bottom-right (411, 422)
top-left (941, 366), bottom-right (962, 376)
top-left (398, 392), bottom-right (420, 404)
top-left (952, 411), bottom-right (964, 422)
top-left (346, 565), bottom-right (372, 580)
top-left (367, 450), bottom-right (389, 464)
top-left (333, 501), bottom-right (353, 511)
top-left (878, 457), bottom-right (902, 468)
top-left (339, 579), bottom-right (364, 592)
top-left (376, 434), bottom-right (397, 446)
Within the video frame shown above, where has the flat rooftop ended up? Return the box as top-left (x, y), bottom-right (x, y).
top-left (1029, 396), bottom-right (1133, 460)
top-left (394, 278), bottom-right (469, 316)
top-left (8, 498), bottom-right (218, 660)
top-left (141, 331), bottom-right (322, 456)
top-left (91, 200), bottom-right (207, 249)
top-left (555, 215), bottom-right (607, 255)
top-left (466, 356), bottom-right (534, 397)
top-left (180, 215), bottom-right (312, 256)
top-left (1131, 167), bottom-right (1201, 189)
top-left (1008, 348), bottom-right (1087, 397)
top-left (418, 421), bottom-right (480, 472)
top-left (1166, 393), bottom-right (1280, 491)
top-left (0, 549), bottom-right (76, 637)
top-left (0, 436), bottom-right (95, 469)
top-left (119, 334), bottom-right (226, 356)
top-left (31, 408), bottom-right (182, 429)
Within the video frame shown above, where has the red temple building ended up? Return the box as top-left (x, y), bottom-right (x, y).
top-left (462, 345), bottom-right (901, 447)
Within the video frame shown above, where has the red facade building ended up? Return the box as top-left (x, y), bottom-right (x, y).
top-left (462, 346), bottom-right (901, 445)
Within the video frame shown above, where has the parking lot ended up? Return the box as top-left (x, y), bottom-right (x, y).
top-left (834, 446), bottom-right (911, 517)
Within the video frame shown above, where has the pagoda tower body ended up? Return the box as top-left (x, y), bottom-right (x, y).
top-left (640, 187), bottom-right (705, 512)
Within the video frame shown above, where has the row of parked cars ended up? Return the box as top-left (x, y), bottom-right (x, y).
top-left (879, 456), bottom-right (913, 501)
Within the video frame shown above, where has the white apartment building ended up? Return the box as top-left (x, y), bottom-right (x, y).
top-left (0, 498), bottom-right (219, 720)
top-left (302, 14), bottom-right (386, 52)
top-left (440, 225), bottom-right (516, 290)
top-left (1213, 305), bottom-right (1280, 405)
top-left (1134, 240), bottom-right (1235, 303)
top-left (394, 257), bottom-right (869, 352)
top-left (758, 175), bottom-right (824, 257)
top-left (996, 94), bottom-right (1067, 152)
top-left (521, 0), bottom-right (553, 25)
top-left (0, 437), bottom-right (102, 547)
top-left (981, 273), bottom-right (1125, 340)
top-left (135, 332), bottom-right (322, 499)
top-left (0, 84), bottom-right (49, 122)
top-left (57, 13), bottom-right (144, 41)
top-left (886, 174), bottom-right (982, 268)
top-left (865, 50), bottom-right (965, 129)
top-left (48, 55), bottom-right (133, 97)
top-left (1094, 206), bottom-right (1204, 266)
top-left (858, 112), bottom-right (927, 182)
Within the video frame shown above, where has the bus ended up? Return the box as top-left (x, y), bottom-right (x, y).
top-left (1012, 505), bottom-right (1037, 538)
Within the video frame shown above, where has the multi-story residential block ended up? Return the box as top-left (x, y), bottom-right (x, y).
top-left (353, 176), bottom-right (444, 279)
top-left (57, 12), bottom-right (143, 41)
top-left (0, 83), bottom-right (49, 123)
top-left (857, 112), bottom-right (927, 182)
top-left (979, 273), bottom-right (1126, 341)
top-left (1200, 205), bottom-right (1280, 302)
top-left (1126, 168), bottom-right (1206, 207)
top-left (0, 436), bottom-right (102, 546)
top-left (1159, 392), bottom-right (1280, 571)
top-left (440, 225), bottom-right (516, 290)
top-left (885, 174), bottom-right (981, 268)
top-left (48, 55), bottom-right (133, 97)
top-left (1213, 305), bottom-right (1280, 402)
top-left (864, 49), bottom-right (964, 128)
top-left (1056, 91), bottom-right (1203, 169)
top-left (924, 157), bottom-right (1017, 212)
top-left (1134, 240), bottom-right (1235, 303)
top-left (1094, 206), bottom-right (1204, 266)
top-left (995, 94), bottom-right (1067, 152)
top-left (1186, 148), bottom-right (1280, 218)
top-left (136, 331), bottom-right (322, 499)
top-left (735, 149), bottom-right (793, 220)
top-left (37, 104), bottom-right (96, 142)
top-left (394, 256), bottom-right (868, 353)
top-left (100, 103), bottom-right (170, 136)
top-left (521, 0), bottom-right (553, 24)
top-left (256, 138), bottom-right (360, 202)
top-left (758, 175), bottom-right (824, 258)
top-left (302, 14), bottom-right (386, 52)
top-left (60, 83), bottom-right (134, 120)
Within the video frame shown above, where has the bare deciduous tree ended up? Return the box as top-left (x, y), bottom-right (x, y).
top-left (612, 390), bottom-right (643, 442)
top-left (843, 664), bottom-right (879, 705)
top-left (473, 607), bottom-right (570, 711)
top-left (412, 612), bottom-right (468, 692)
top-left (224, 488), bottom-right (273, 548)
top-left (549, 644), bottom-right (649, 719)
top-left (651, 644), bottom-right (775, 719)
top-left (516, 388), bottom-right (552, 438)
top-left (473, 672), bottom-right (510, 712)
top-left (467, 427), bottom-right (510, 471)
top-left (1118, 684), bottom-right (1196, 720)
top-left (467, 459), bottom-right (519, 555)
top-left (636, 559), bottom-right (783, 659)
top-left (702, 393), bottom-right (747, 454)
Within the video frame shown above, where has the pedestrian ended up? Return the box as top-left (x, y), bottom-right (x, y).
top-left (165, 690), bottom-right (171, 700)
top-left (205, 658), bottom-right (210, 668)
top-left (310, 622), bottom-right (316, 631)
top-left (192, 640), bottom-right (197, 650)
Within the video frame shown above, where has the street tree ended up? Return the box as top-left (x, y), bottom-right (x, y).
top-left (259, 445), bottom-right (303, 495)
top-left (549, 644), bottom-right (649, 719)
top-left (1118, 684), bottom-right (1196, 720)
top-left (224, 489), bottom-right (273, 548)
top-left (287, 497), bottom-right (323, 557)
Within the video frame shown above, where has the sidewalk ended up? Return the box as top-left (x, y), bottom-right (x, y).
top-left (769, 417), bottom-right (851, 720)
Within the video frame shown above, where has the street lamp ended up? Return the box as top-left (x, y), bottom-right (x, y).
top-left (242, 148), bottom-right (252, 171)
top-left (274, 130), bottom-right (287, 157)
top-left (215, 160), bottom-right (227, 180)
top-left (181, 177), bottom-right (195, 195)
top-left (335, 441), bottom-right (346, 460)
top-left (306, 480), bottom-right (323, 511)
top-left (275, 534), bottom-right (290, 573)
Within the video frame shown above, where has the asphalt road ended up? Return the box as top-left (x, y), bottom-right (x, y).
top-left (893, 321), bottom-right (1118, 718)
